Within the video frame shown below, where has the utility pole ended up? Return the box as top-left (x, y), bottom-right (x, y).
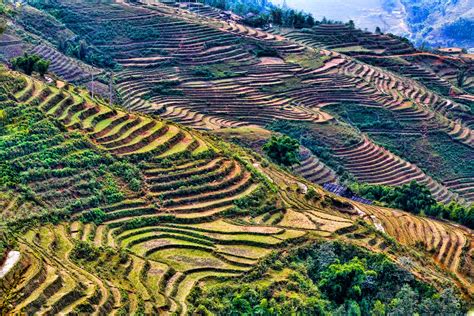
top-left (109, 72), bottom-right (114, 106)
top-left (91, 73), bottom-right (95, 99)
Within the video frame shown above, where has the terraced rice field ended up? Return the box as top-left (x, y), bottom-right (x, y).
top-left (1, 1), bottom-right (474, 313)
top-left (5, 217), bottom-right (306, 315)
top-left (355, 203), bottom-right (474, 293)
top-left (1, 67), bottom-right (473, 313)
top-left (0, 67), bottom-right (310, 313)
top-left (2, 0), bottom-right (472, 203)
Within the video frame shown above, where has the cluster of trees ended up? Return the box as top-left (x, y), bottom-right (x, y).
top-left (267, 120), bottom-right (359, 182)
top-left (57, 36), bottom-right (117, 69)
top-left (205, 0), bottom-right (318, 29)
top-left (0, 2), bottom-right (8, 35)
top-left (205, 0), bottom-right (268, 15)
top-left (244, 7), bottom-right (316, 29)
top-left (25, 1), bottom-right (117, 69)
top-left (352, 181), bottom-right (474, 229)
top-left (0, 75), bottom-right (146, 223)
top-left (10, 53), bottom-right (50, 76)
top-left (80, 208), bottom-right (107, 225)
top-left (189, 241), bottom-right (465, 315)
top-left (263, 134), bottom-right (300, 166)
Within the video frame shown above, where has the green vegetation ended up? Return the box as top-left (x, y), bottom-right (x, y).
top-left (260, 78), bottom-right (304, 93)
top-left (11, 53), bottom-right (50, 76)
top-left (204, 0), bottom-right (315, 28)
top-left (263, 135), bottom-right (300, 166)
top-left (325, 104), bottom-right (473, 182)
top-left (191, 64), bottom-right (239, 80)
top-left (143, 80), bottom-right (183, 99)
top-left (368, 131), bottom-right (474, 181)
top-left (324, 103), bottom-right (405, 131)
top-left (0, 229), bottom-right (8, 262)
top-left (189, 240), bottom-right (465, 315)
top-left (267, 120), bottom-right (360, 180)
top-left (0, 70), bottom-right (144, 223)
top-left (71, 240), bottom-right (101, 261)
top-left (79, 208), bottom-right (107, 225)
top-left (285, 52), bottom-right (328, 70)
top-left (352, 181), bottom-right (474, 229)
top-left (24, 1), bottom-right (117, 68)
top-left (252, 42), bottom-right (280, 58)
top-left (1, 1), bottom-right (473, 313)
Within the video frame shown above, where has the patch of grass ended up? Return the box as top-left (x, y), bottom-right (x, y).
top-left (370, 131), bottom-right (474, 181)
top-left (259, 77), bottom-right (305, 93)
top-left (190, 64), bottom-right (239, 80)
top-left (285, 52), bottom-right (328, 69)
top-left (324, 103), bottom-right (410, 130)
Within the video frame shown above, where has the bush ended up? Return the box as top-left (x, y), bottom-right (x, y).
top-left (71, 240), bottom-right (100, 261)
top-left (263, 135), bottom-right (300, 166)
top-left (188, 240), bottom-right (466, 315)
top-left (352, 181), bottom-right (474, 229)
top-left (11, 53), bottom-right (50, 76)
top-left (191, 64), bottom-right (238, 79)
top-left (80, 208), bottom-right (106, 225)
top-left (305, 188), bottom-right (321, 201)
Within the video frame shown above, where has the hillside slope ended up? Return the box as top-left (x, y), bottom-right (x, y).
top-left (7, 0), bottom-right (472, 204)
top-left (0, 64), bottom-right (472, 314)
top-left (0, 0), bottom-right (473, 314)
top-left (400, 0), bottom-right (474, 49)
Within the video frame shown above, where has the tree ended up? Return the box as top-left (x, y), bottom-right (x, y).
top-left (348, 20), bottom-right (355, 29)
top-left (387, 285), bottom-right (418, 315)
top-left (375, 26), bottom-right (382, 35)
top-left (347, 301), bottom-right (361, 316)
top-left (318, 257), bottom-right (377, 304)
top-left (0, 2), bottom-right (8, 35)
top-left (0, 109), bottom-right (7, 125)
top-left (306, 14), bottom-right (315, 28)
top-left (263, 135), bottom-right (300, 166)
top-left (457, 66), bottom-right (467, 88)
top-left (34, 59), bottom-right (50, 77)
top-left (294, 11), bottom-right (306, 29)
top-left (11, 53), bottom-right (50, 76)
top-left (11, 53), bottom-right (40, 75)
top-left (0, 17), bottom-right (5, 36)
top-left (371, 300), bottom-right (385, 316)
top-left (270, 7), bottom-right (283, 25)
top-left (420, 288), bottom-right (463, 316)
top-left (78, 40), bottom-right (88, 60)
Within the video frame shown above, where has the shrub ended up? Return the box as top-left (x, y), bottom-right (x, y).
top-left (263, 135), bottom-right (300, 166)
top-left (80, 208), bottom-right (107, 225)
top-left (71, 240), bottom-right (100, 261)
top-left (144, 80), bottom-right (183, 98)
top-left (305, 188), bottom-right (321, 201)
top-left (351, 181), bottom-right (474, 229)
top-left (191, 64), bottom-right (238, 79)
top-left (188, 240), bottom-right (466, 315)
top-left (11, 53), bottom-right (50, 76)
